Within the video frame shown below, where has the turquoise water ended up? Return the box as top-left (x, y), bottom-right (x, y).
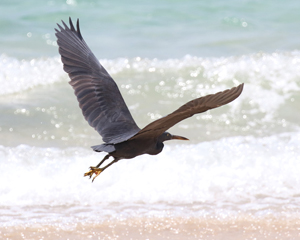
top-left (1, 1), bottom-right (300, 239)
top-left (2, 0), bottom-right (300, 59)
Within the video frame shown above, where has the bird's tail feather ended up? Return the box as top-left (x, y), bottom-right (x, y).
top-left (91, 144), bottom-right (115, 153)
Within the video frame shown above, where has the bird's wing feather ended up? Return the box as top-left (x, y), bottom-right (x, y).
top-left (130, 83), bottom-right (244, 140)
top-left (55, 18), bottom-right (140, 144)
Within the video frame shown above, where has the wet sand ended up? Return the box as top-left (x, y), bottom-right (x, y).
top-left (2, 215), bottom-right (299, 240)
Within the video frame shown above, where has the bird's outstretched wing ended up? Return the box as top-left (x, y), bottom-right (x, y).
top-left (55, 18), bottom-right (140, 144)
top-left (130, 83), bottom-right (244, 140)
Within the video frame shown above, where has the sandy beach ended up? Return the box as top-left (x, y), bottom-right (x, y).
top-left (2, 215), bottom-right (300, 239)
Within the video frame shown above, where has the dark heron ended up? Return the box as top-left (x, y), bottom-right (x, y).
top-left (55, 18), bottom-right (244, 182)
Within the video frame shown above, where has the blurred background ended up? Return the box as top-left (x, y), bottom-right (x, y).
top-left (1, 0), bottom-right (300, 239)
top-left (1, 0), bottom-right (300, 59)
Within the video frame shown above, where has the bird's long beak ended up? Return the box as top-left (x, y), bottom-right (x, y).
top-left (171, 134), bottom-right (189, 140)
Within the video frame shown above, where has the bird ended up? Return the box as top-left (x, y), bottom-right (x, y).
top-left (55, 18), bottom-right (244, 182)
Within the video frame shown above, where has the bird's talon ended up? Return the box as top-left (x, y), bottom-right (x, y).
top-left (84, 167), bottom-right (103, 182)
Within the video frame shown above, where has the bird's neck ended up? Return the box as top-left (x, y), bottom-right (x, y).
top-left (155, 141), bottom-right (164, 153)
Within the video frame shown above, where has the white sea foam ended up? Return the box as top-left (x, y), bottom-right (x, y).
top-left (1, 132), bottom-right (299, 209)
top-left (1, 51), bottom-right (300, 98)
top-left (0, 54), bottom-right (64, 95)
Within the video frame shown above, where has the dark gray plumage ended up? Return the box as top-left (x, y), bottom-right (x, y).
top-left (55, 18), bottom-right (244, 182)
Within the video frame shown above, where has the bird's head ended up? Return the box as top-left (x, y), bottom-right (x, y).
top-left (158, 132), bottom-right (189, 142)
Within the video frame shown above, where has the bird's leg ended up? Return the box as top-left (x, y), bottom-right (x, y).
top-left (84, 155), bottom-right (119, 182)
top-left (96, 154), bottom-right (110, 168)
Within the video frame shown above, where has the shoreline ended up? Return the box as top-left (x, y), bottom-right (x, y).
top-left (2, 215), bottom-right (299, 239)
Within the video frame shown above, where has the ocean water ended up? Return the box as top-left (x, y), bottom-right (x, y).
top-left (1, 0), bottom-right (300, 239)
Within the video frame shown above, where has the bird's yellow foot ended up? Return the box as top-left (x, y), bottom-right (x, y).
top-left (84, 167), bottom-right (103, 182)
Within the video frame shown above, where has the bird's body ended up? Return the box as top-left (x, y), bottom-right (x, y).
top-left (113, 137), bottom-right (163, 158)
top-left (55, 18), bottom-right (244, 182)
